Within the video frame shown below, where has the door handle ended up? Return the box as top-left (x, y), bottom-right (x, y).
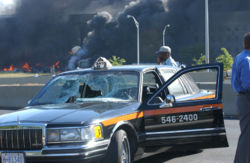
top-left (200, 107), bottom-right (219, 112)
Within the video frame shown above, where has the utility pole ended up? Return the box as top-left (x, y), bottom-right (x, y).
top-left (205, 0), bottom-right (210, 64)
top-left (127, 15), bottom-right (140, 65)
top-left (163, 24), bottom-right (170, 46)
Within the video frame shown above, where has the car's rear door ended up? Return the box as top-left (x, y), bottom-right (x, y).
top-left (141, 63), bottom-right (228, 149)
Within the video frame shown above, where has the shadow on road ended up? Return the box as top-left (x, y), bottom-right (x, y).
top-left (135, 150), bottom-right (202, 163)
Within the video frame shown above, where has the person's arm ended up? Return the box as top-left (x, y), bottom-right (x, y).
top-left (231, 57), bottom-right (238, 92)
top-left (157, 56), bottom-right (161, 65)
top-left (240, 58), bottom-right (250, 91)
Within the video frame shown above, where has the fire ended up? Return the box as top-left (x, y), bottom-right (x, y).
top-left (2, 62), bottom-right (61, 72)
top-left (22, 62), bottom-right (31, 72)
top-left (55, 61), bottom-right (60, 68)
top-left (51, 61), bottom-right (61, 73)
top-left (3, 65), bottom-right (14, 71)
top-left (52, 61), bottom-right (60, 69)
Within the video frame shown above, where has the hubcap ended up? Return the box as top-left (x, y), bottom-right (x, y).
top-left (121, 136), bottom-right (130, 163)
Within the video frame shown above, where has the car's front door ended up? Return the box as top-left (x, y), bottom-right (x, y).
top-left (141, 64), bottom-right (228, 149)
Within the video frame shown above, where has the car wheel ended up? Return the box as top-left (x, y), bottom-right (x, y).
top-left (105, 129), bottom-right (132, 163)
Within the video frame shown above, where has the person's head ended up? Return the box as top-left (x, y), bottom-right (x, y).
top-left (156, 46), bottom-right (171, 64)
top-left (244, 32), bottom-right (250, 50)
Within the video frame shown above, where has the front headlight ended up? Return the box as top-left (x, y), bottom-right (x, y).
top-left (47, 125), bottom-right (103, 144)
top-left (47, 129), bottom-right (60, 142)
top-left (61, 128), bottom-right (81, 141)
top-left (81, 125), bottom-right (103, 141)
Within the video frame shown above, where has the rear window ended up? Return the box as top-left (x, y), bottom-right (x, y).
top-left (182, 74), bottom-right (200, 93)
top-left (158, 69), bottom-right (175, 81)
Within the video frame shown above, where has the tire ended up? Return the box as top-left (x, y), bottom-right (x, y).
top-left (104, 129), bottom-right (132, 163)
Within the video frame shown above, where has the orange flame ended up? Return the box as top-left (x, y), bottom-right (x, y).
top-left (22, 62), bottom-right (31, 72)
top-left (52, 61), bottom-right (60, 69)
top-left (55, 61), bottom-right (60, 68)
top-left (3, 65), bottom-right (14, 71)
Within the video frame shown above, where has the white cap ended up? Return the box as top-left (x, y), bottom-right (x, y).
top-left (71, 46), bottom-right (81, 55)
top-left (157, 46), bottom-right (171, 54)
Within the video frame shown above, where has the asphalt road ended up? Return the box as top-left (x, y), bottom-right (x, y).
top-left (136, 119), bottom-right (239, 163)
top-left (0, 110), bottom-right (240, 163)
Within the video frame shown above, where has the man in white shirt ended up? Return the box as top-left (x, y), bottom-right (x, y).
top-left (156, 46), bottom-right (178, 67)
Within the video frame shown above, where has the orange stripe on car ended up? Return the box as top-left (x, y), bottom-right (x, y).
top-left (143, 104), bottom-right (222, 116)
top-left (189, 94), bottom-right (216, 101)
top-left (102, 111), bottom-right (144, 127)
top-left (101, 103), bottom-right (222, 126)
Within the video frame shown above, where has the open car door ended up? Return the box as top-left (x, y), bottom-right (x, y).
top-left (141, 63), bottom-right (228, 149)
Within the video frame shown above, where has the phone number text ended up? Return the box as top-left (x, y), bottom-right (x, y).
top-left (161, 114), bottom-right (198, 124)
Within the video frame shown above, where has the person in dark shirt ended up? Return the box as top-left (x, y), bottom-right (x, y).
top-left (232, 32), bottom-right (250, 163)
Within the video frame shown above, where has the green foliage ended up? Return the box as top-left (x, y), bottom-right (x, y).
top-left (109, 56), bottom-right (126, 66)
top-left (216, 48), bottom-right (233, 71)
top-left (192, 53), bottom-right (205, 65)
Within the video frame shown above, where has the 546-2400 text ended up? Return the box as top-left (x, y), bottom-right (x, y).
top-left (161, 114), bottom-right (198, 124)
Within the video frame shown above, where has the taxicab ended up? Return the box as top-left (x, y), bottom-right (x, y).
top-left (0, 57), bottom-right (228, 163)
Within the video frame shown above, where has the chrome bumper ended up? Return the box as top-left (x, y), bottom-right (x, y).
top-left (0, 139), bottom-right (110, 160)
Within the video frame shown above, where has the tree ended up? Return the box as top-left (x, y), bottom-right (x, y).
top-left (192, 53), bottom-right (205, 65)
top-left (109, 56), bottom-right (126, 66)
top-left (216, 48), bottom-right (233, 71)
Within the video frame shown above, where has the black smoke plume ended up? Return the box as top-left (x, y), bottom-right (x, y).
top-left (2, 0), bottom-right (247, 69)
top-left (84, 0), bottom-right (205, 64)
top-left (0, 0), bottom-right (131, 69)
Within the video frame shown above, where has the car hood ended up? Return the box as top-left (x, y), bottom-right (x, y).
top-left (0, 102), bottom-right (140, 125)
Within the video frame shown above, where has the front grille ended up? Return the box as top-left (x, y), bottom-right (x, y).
top-left (0, 129), bottom-right (43, 150)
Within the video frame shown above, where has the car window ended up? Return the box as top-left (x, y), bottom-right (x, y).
top-left (158, 68), bottom-right (175, 81)
top-left (174, 68), bottom-right (218, 102)
top-left (167, 79), bottom-right (186, 97)
top-left (149, 67), bottom-right (218, 105)
top-left (183, 73), bottom-right (200, 93)
top-left (142, 71), bottom-right (162, 102)
top-left (143, 72), bottom-right (160, 86)
top-left (30, 71), bottom-right (139, 105)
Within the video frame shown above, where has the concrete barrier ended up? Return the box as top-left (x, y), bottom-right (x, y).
top-left (0, 86), bottom-right (43, 108)
top-left (0, 76), bottom-right (51, 85)
top-left (190, 71), bottom-right (217, 82)
top-left (0, 76), bottom-right (51, 109)
top-left (223, 82), bottom-right (238, 117)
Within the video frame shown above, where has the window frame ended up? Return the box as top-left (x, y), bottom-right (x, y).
top-left (147, 64), bottom-right (222, 107)
top-left (141, 70), bottom-right (164, 103)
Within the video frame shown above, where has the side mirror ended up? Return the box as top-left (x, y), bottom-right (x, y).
top-left (166, 94), bottom-right (175, 103)
top-left (159, 95), bottom-right (175, 108)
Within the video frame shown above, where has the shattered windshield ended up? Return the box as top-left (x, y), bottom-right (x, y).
top-left (30, 71), bottom-right (139, 105)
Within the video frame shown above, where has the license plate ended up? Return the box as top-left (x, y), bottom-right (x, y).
top-left (1, 153), bottom-right (25, 163)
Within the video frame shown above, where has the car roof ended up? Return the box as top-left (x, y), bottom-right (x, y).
top-left (59, 65), bottom-right (180, 76)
